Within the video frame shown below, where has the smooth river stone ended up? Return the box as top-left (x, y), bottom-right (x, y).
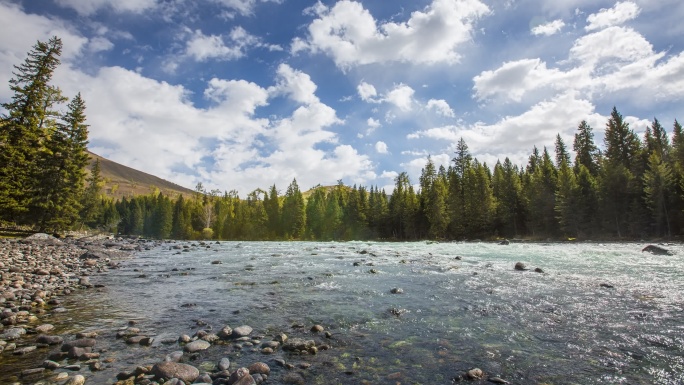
top-left (36, 334), bottom-right (63, 345)
top-left (232, 325), bottom-right (253, 338)
top-left (218, 357), bottom-right (230, 371)
top-left (35, 324), bottom-right (55, 333)
top-left (165, 351), bottom-right (184, 362)
top-left (61, 338), bottom-right (96, 352)
top-left (184, 339), bottom-right (210, 353)
top-left (151, 362), bottom-right (200, 383)
top-left (65, 374), bottom-right (86, 385)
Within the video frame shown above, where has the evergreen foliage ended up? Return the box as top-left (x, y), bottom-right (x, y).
top-left (4, 39), bottom-right (684, 241)
top-left (76, 109), bottom-right (684, 242)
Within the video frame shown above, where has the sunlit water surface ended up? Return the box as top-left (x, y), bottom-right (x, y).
top-left (3, 241), bottom-right (684, 385)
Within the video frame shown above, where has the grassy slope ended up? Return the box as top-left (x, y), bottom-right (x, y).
top-left (87, 151), bottom-right (195, 199)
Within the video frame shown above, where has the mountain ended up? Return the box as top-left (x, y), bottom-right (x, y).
top-left (87, 151), bottom-right (195, 199)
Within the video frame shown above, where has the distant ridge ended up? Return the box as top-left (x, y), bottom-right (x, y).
top-left (86, 151), bottom-right (195, 199)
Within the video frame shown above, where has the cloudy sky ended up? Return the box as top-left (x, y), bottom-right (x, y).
top-left (1, 0), bottom-right (683, 194)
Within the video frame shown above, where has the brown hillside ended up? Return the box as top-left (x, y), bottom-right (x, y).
top-left (87, 151), bottom-right (195, 199)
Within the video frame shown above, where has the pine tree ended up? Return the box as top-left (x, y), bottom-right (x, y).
top-left (604, 107), bottom-right (641, 171)
top-left (601, 107), bottom-right (643, 237)
top-left (152, 193), bottom-right (173, 239)
top-left (34, 93), bottom-right (90, 231)
top-left (81, 158), bottom-right (104, 228)
top-left (0, 37), bottom-right (64, 224)
top-left (427, 173), bottom-right (449, 239)
top-left (418, 157), bottom-right (437, 238)
top-left (555, 160), bottom-right (580, 237)
top-left (343, 185), bottom-right (369, 239)
top-left (323, 189), bottom-right (343, 240)
top-left (527, 148), bottom-right (558, 237)
top-left (573, 120), bottom-right (600, 175)
top-left (643, 153), bottom-right (674, 237)
top-left (281, 179), bottom-right (306, 238)
top-left (305, 187), bottom-right (327, 239)
top-left (492, 158), bottom-right (525, 237)
top-left (389, 172), bottom-right (419, 239)
top-left (448, 139), bottom-right (473, 238)
top-left (264, 184), bottom-right (281, 238)
top-left (554, 134), bottom-right (570, 169)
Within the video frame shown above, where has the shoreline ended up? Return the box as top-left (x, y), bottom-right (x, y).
top-left (0, 234), bottom-right (144, 384)
top-left (0, 236), bottom-right (332, 385)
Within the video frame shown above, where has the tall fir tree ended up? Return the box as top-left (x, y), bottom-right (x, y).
top-left (264, 184), bottom-right (281, 238)
top-left (573, 120), bottom-right (600, 175)
top-left (0, 37), bottom-right (63, 224)
top-left (643, 153), bottom-right (674, 237)
top-left (601, 107), bottom-right (643, 237)
top-left (34, 93), bottom-right (90, 231)
top-left (281, 179), bottom-right (306, 238)
top-left (81, 158), bottom-right (104, 228)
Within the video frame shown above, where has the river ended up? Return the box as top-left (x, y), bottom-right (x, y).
top-left (2, 241), bottom-right (683, 384)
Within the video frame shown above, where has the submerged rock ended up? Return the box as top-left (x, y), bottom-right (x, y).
top-left (514, 262), bottom-right (528, 271)
top-left (466, 368), bottom-right (484, 379)
top-left (642, 245), bottom-right (673, 255)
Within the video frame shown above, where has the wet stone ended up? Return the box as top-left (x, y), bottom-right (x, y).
top-left (43, 360), bottom-right (61, 369)
top-left (232, 325), bottom-right (253, 338)
top-left (13, 345), bottom-right (37, 355)
top-left (151, 362), bottom-right (200, 383)
top-left (248, 362), bottom-right (270, 375)
top-left (184, 339), bottom-right (210, 352)
top-left (218, 357), bottom-right (230, 371)
top-left (165, 351), bottom-right (184, 363)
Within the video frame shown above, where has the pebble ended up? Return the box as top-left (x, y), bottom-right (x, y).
top-left (65, 374), bottom-right (86, 385)
top-left (218, 357), bottom-right (231, 371)
top-left (467, 368), bottom-right (484, 380)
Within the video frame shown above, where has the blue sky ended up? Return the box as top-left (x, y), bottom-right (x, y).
top-left (1, 0), bottom-right (683, 194)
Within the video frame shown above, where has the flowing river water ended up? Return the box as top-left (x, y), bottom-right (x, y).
top-left (3, 241), bottom-right (684, 384)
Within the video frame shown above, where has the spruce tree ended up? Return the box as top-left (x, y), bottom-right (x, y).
top-left (35, 93), bottom-right (90, 231)
top-left (264, 184), bottom-right (281, 238)
top-left (305, 187), bottom-right (327, 239)
top-left (0, 37), bottom-right (63, 224)
top-left (602, 107), bottom-right (642, 237)
top-left (643, 153), bottom-right (673, 237)
top-left (81, 158), bottom-right (103, 227)
top-left (573, 120), bottom-right (600, 175)
top-left (281, 179), bottom-right (306, 238)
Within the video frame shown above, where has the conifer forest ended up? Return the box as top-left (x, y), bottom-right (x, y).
top-left (2, 37), bottom-right (684, 241)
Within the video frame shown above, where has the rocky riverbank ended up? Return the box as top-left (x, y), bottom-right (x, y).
top-left (0, 234), bottom-right (152, 384)
top-left (0, 236), bottom-right (352, 385)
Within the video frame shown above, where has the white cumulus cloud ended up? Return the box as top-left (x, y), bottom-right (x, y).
top-left (375, 141), bottom-right (389, 154)
top-left (385, 84), bottom-right (415, 111)
top-left (184, 27), bottom-right (258, 62)
top-left (531, 19), bottom-right (565, 36)
top-left (426, 99), bottom-right (455, 117)
top-left (298, 0), bottom-right (490, 69)
top-left (55, 0), bottom-right (157, 16)
top-left (586, 1), bottom-right (640, 31)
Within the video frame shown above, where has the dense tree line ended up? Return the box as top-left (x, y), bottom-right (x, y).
top-left (89, 108), bottom-right (684, 241)
top-left (4, 39), bottom-right (684, 241)
top-left (0, 37), bottom-right (96, 232)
